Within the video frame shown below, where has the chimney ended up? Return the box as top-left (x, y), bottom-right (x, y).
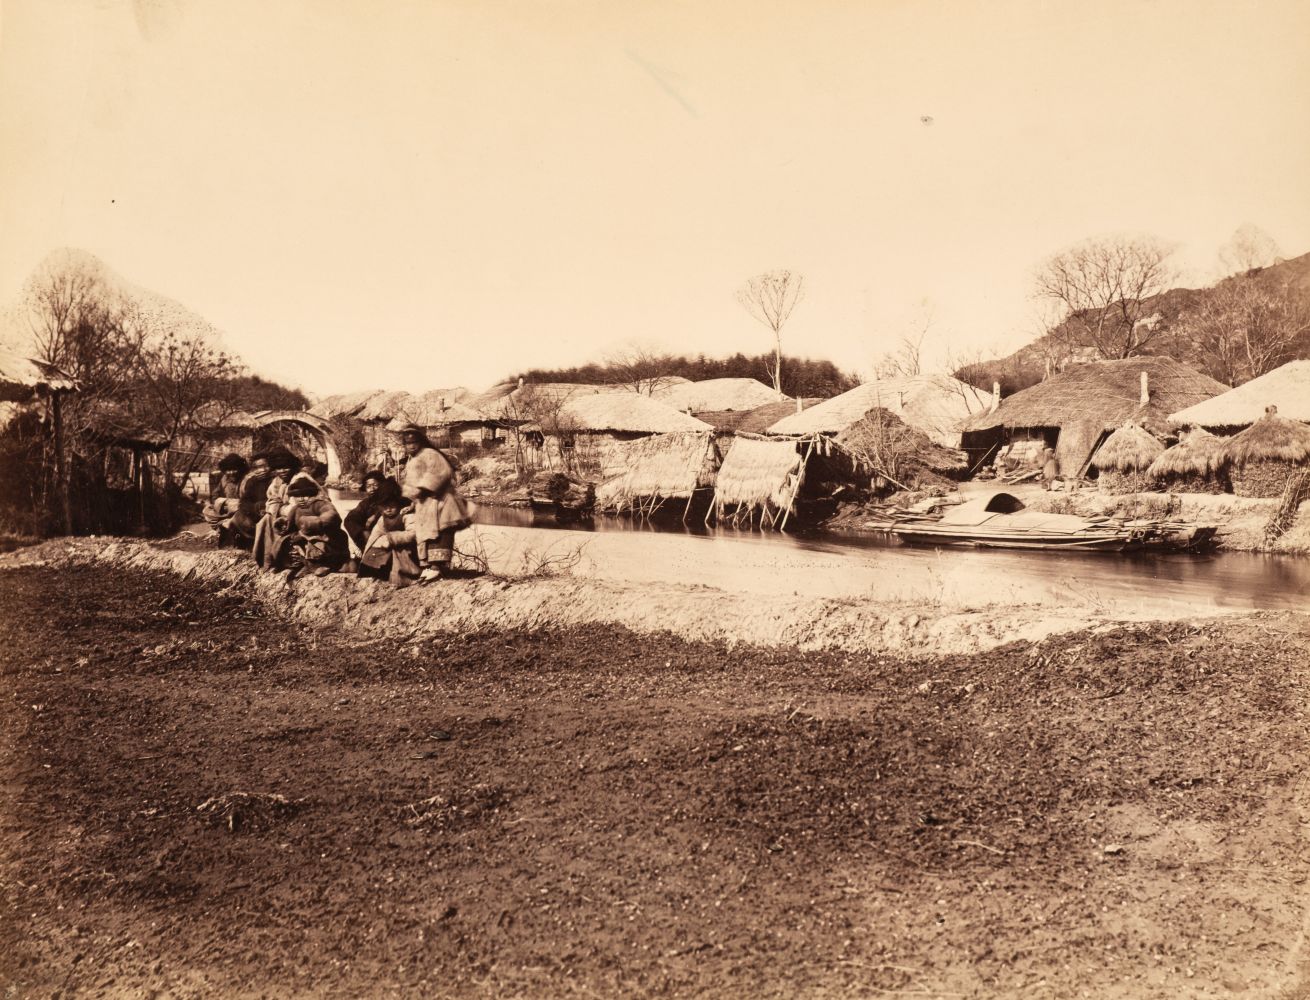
top-left (1139, 371), bottom-right (1149, 406)
top-left (517, 377), bottom-right (525, 390)
top-left (1266, 404), bottom-right (1278, 418)
top-left (991, 381), bottom-right (1001, 412)
top-left (795, 396), bottom-right (803, 414)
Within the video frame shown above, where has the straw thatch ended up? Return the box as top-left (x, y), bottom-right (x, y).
top-left (967, 357), bottom-right (1227, 436)
top-left (594, 433), bottom-right (716, 512)
top-left (695, 399), bottom-right (823, 434)
top-left (1148, 426), bottom-right (1225, 477)
top-left (1146, 426), bottom-right (1229, 493)
top-left (1221, 406), bottom-right (1310, 467)
top-left (1170, 360), bottom-right (1310, 428)
top-left (965, 357), bottom-right (1227, 476)
top-left (768, 375), bottom-right (992, 447)
top-left (356, 390), bottom-right (416, 423)
top-left (655, 377), bottom-right (782, 412)
top-left (1091, 423), bottom-right (1164, 473)
top-left (712, 437), bottom-right (803, 515)
top-left (308, 389), bottom-right (384, 419)
top-left (557, 393), bottom-right (713, 434)
top-left (0, 350), bottom-right (75, 402)
top-left (387, 399), bottom-right (484, 430)
top-left (475, 382), bottom-right (632, 420)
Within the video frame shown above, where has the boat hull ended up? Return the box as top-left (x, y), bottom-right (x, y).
top-left (889, 524), bottom-right (1139, 551)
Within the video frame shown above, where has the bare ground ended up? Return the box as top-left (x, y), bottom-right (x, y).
top-left (2, 556), bottom-right (1309, 998)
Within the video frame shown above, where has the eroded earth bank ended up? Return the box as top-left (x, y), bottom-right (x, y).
top-left (2, 539), bottom-right (1309, 999)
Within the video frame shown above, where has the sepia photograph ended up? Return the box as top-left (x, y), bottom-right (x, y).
top-left (2, 0), bottom-right (1309, 996)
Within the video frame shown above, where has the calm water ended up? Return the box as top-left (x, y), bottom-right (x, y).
top-left (330, 491), bottom-right (1310, 613)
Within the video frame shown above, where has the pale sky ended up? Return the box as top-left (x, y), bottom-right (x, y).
top-left (2, 0), bottom-right (1309, 397)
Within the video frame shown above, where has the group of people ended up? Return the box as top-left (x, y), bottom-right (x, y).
top-left (201, 424), bottom-right (473, 585)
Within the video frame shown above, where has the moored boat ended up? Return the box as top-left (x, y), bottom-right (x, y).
top-left (874, 491), bottom-right (1216, 552)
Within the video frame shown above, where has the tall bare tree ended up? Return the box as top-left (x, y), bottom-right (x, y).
top-left (1034, 235), bottom-right (1177, 359)
top-left (737, 269), bottom-right (805, 397)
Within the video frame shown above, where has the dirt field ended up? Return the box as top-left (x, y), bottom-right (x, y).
top-left (2, 558), bottom-right (1310, 998)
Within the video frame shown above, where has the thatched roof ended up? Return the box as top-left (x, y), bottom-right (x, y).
top-left (308, 389), bottom-right (384, 419)
top-left (1090, 422), bottom-right (1164, 472)
top-left (0, 350), bottom-right (75, 402)
top-left (713, 437), bottom-right (803, 510)
top-left (594, 434), bottom-right (715, 508)
top-left (388, 389), bottom-right (479, 427)
top-left (1147, 426), bottom-right (1226, 478)
top-left (356, 390), bottom-right (416, 422)
top-left (556, 393), bottom-right (713, 434)
top-left (655, 378), bottom-right (782, 412)
top-left (1220, 405), bottom-right (1310, 467)
top-left (695, 399), bottom-right (823, 434)
top-left (474, 382), bottom-right (631, 420)
top-left (1169, 360), bottom-right (1310, 428)
top-left (769, 375), bottom-right (992, 447)
top-left (965, 357), bottom-right (1228, 436)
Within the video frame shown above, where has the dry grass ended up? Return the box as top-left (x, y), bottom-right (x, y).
top-left (713, 437), bottom-right (803, 514)
top-left (1221, 407), bottom-right (1310, 467)
top-left (967, 357), bottom-right (1228, 437)
top-left (594, 433), bottom-right (716, 511)
top-left (1091, 423), bottom-right (1164, 472)
top-left (1148, 426), bottom-right (1227, 478)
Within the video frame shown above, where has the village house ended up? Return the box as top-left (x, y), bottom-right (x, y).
top-left (963, 357), bottom-right (1228, 480)
top-left (767, 374), bottom-right (992, 447)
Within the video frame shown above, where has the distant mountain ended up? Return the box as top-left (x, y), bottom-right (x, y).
top-left (963, 251), bottom-right (1310, 393)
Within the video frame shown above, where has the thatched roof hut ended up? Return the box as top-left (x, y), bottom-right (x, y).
top-left (308, 389), bottom-right (384, 419)
top-left (356, 390), bottom-right (416, 423)
top-left (1219, 405), bottom-right (1310, 498)
top-left (768, 375), bottom-right (991, 447)
top-left (712, 437), bottom-right (805, 525)
top-left (964, 357), bottom-right (1228, 477)
top-left (1091, 423), bottom-right (1164, 472)
top-left (1146, 426), bottom-right (1229, 494)
top-left (655, 377), bottom-right (782, 412)
top-left (0, 350), bottom-right (75, 401)
top-left (594, 433), bottom-right (718, 515)
top-left (834, 408), bottom-right (967, 479)
top-left (557, 394), bottom-right (713, 434)
top-left (1090, 422), bottom-right (1164, 495)
top-left (1169, 360), bottom-right (1310, 429)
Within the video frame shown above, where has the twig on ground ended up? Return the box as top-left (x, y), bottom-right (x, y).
top-left (955, 838), bottom-right (1007, 856)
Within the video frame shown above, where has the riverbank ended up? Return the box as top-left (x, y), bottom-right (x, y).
top-left (2, 553), bottom-right (1309, 999)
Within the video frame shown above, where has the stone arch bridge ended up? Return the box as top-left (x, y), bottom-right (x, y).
top-left (249, 410), bottom-right (342, 480)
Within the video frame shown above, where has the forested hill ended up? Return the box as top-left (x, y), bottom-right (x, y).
top-left (962, 250), bottom-right (1310, 395)
top-left (508, 352), bottom-right (860, 399)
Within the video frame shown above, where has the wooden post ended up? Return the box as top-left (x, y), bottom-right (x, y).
top-left (52, 391), bottom-right (72, 535)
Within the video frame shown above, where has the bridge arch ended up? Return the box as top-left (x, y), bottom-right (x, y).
top-left (250, 410), bottom-right (342, 481)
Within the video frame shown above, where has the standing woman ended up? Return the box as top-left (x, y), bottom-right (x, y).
top-left (397, 424), bottom-right (474, 582)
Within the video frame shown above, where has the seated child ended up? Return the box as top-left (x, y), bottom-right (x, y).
top-left (358, 482), bottom-right (421, 587)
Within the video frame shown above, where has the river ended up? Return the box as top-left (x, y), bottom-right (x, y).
top-left (330, 491), bottom-right (1309, 615)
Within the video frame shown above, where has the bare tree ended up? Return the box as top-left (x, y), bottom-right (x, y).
top-left (871, 305), bottom-right (934, 379)
top-left (605, 344), bottom-right (681, 395)
top-left (1218, 224), bottom-right (1281, 277)
top-left (1034, 235), bottom-right (1178, 359)
top-left (737, 269), bottom-right (805, 396)
top-left (1177, 276), bottom-right (1308, 386)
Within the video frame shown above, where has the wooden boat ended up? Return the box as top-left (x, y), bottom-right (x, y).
top-left (876, 491), bottom-right (1216, 552)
